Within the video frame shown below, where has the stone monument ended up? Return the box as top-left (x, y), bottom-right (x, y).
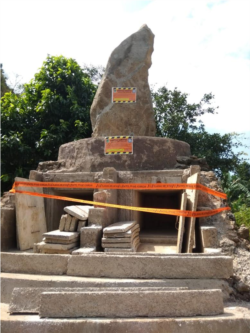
top-left (91, 24), bottom-right (156, 137)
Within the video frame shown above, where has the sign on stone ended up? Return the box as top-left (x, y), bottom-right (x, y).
top-left (105, 136), bottom-right (133, 155)
top-left (112, 87), bottom-right (136, 103)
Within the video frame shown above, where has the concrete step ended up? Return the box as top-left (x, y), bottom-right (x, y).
top-left (2, 302), bottom-right (250, 333)
top-left (1, 272), bottom-right (232, 304)
top-left (67, 253), bottom-right (233, 279)
top-left (39, 289), bottom-right (224, 318)
top-left (1, 252), bottom-right (233, 279)
top-left (10, 286), bottom-right (188, 314)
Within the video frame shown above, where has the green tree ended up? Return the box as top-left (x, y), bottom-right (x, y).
top-left (1, 55), bottom-right (97, 193)
top-left (152, 86), bottom-right (246, 176)
top-left (1, 64), bottom-right (12, 96)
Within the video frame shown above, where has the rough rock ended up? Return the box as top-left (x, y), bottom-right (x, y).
top-left (237, 225), bottom-right (249, 240)
top-left (90, 24), bottom-right (156, 137)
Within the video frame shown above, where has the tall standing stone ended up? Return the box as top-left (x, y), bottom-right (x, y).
top-left (90, 24), bottom-right (156, 137)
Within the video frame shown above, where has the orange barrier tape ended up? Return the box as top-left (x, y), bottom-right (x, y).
top-left (11, 189), bottom-right (230, 218)
top-left (11, 181), bottom-right (227, 199)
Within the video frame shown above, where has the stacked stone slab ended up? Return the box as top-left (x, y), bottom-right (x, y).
top-left (34, 205), bottom-right (94, 254)
top-left (102, 221), bottom-right (140, 252)
top-left (34, 230), bottom-right (80, 254)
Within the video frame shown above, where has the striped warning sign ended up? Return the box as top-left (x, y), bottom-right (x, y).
top-left (112, 87), bottom-right (136, 103)
top-left (105, 136), bottom-right (133, 155)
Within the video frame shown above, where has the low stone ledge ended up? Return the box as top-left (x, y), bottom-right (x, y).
top-left (39, 289), bottom-right (224, 318)
top-left (67, 254), bottom-right (233, 279)
top-left (10, 286), bottom-right (188, 314)
top-left (1, 253), bottom-right (69, 275)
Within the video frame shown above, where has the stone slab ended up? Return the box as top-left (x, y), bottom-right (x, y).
top-left (39, 289), bottom-right (224, 318)
top-left (15, 177), bottom-right (47, 250)
top-left (35, 241), bottom-right (78, 251)
top-left (102, 231), bottom-right (139, 243)
top-left (69, 217), bottom-right (78, 232)
top-left (0, 272), bottom-right (233, 304)
top-left (104, 224), bottom-right (140, 238)
top-left (72, 247), bottom-right (96, 255)
top-left (59, 215), bottom-right (66, 231)
top-left (43, 230), bottom-right (79, 242)
top-left (103, 221), bottom-right (136, 234)
top-left (183, 172), bottom-right (200, 253)
top-left (64, 205), bottom-right (93, 220)
top-left (1, 253), bottom-right (69, 275)
top-left (39, 247), bottom-right (78, 254)
top-left (64, 214), bottom-right (72, 231)
top-left (1, 207), bottom-right (16, 251)
top-left (2, 303), bottom-right (250, 333)
top-left (102, 236), bottom-right (139, 248)
top-left (67, 254), bottom-right (233, 279)
top-left (10, 286), bottom-right (188, 314)
top-left (177, 192), bottom-right (187, 253)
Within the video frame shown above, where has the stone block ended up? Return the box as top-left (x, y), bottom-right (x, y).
top-left (59, 214), bottom-right (67, 231)
top-left (67, 254), bottom-right (233, 279)
top-left (1, 253), bottom-right (69, 275)
top-left (64, 205), bottom-right (93, 220)
top-left (80, 226), bottom-right (102, 248)
top-left (39, 289), bottom-right (224, 318)
top-left (1, 207), bottom-right (16, 251)
top-left (103, 221), bottom-right (136, 234)
top-left (88, 208), bottom-right (108, 227)
top-left (10, 286), bottom-right (188, 314)
top-left (77, 220), bottom-right (87, 231)
top-left (201, 227), bottom-right (218, 249)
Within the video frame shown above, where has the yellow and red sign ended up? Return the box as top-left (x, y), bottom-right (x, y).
top-left (105, 136), bottom-right (133, 155)
top-left (112, 87), bottom-right (136, 103)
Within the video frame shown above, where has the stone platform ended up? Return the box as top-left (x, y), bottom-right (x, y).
top-left (37, 136), bottom-right (191, 173)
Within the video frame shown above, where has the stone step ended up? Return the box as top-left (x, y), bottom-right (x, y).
top-left (1, 252), bottom-right (233, 279)
top-left (1, 272), bottom-right (233, 304)
top-left (39, 289), bottom-right (224, 318)
top-left (10, 286), bottom-right (188, 314)
top-left (2, 302), bottom-right (250, 333)
top-left (67, 253), bottom-right (233, 279)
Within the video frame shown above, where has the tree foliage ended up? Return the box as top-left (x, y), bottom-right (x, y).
top-left (1, 64), bottom-right (12, 96)
top-left (1, 55), bottom-right (97, 192)
top-left (152, 86), bottom-right (246, 176)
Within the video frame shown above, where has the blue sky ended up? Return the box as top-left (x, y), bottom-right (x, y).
top-left (1, 0), bottom-right (249, 155)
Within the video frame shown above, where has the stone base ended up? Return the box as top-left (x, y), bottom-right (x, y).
top-left (37, 137), bottom-right (191, 173)
top-left (2, 303), bottom-right (250, 333)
